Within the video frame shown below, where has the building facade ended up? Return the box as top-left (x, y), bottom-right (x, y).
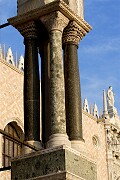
top-left (0, 46), bottom-right (24, 179)
top-left (0, 46), bottom-right (120, 179)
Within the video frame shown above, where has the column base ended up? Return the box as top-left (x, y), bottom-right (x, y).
top-left (47, 133), bottom-right (71, 148)
top-left (71, 140), bottom-right (88, 156)
top-left (22, 140), bottom-right (43, 154)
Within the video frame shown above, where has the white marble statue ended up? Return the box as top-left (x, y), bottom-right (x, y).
top-left (107, 86), bottom-right (115, 107)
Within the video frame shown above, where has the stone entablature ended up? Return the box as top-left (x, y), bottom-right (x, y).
top-left (17, 0), bottom-right (84, 18)
top-left (10, 0), bottom-right (91, 33)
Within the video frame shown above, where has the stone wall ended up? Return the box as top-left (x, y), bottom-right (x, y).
top-left (82, 111), bottom-right (108, 180)
top-left (0, 57), bottom-right (109, 180)
top-left (0, 58), bottom-right (24, 180)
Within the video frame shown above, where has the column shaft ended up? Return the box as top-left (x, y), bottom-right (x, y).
top-left (64, 44), bottom-right (83, 140)
top-left (40, 41), bottom-right (50, 145)
top-left (24, 38), bottom-right (40, 141)
top-left (49, 30), bottom-right (66, 135)
top-left (41, 11), bottom-right (70, 147)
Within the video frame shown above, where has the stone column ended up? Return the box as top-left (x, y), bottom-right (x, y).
top-left (41, 11), bottom-right (71, 148)
top-left (19, 21), bottom-right (42, 152)
top-left (63, 21), bottom-right (86, 150)
top-left (39, 40), bottom-right (50, 146)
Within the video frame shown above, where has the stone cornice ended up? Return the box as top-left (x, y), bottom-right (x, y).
top-left (82, 109), bottom-right (105, 125)
top-left (11, 144), bottom-right (96, 165)
top-left (8, 0), bottom-right (91, 34)
top-left (0, 58), bottom-right (24, 75)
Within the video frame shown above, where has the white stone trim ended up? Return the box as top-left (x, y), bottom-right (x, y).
top-left (47, 133), bottom-right (71, 148)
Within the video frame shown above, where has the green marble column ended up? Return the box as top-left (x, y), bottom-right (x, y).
top-left (39, 41), bottom-right (50, 146)
top-left (17, 22), bottom-right (42, 147)
top-left (63, 43), bottom-right (83, 140)
top-left (24, 37), bottom-right (40, 142)
top-left (49, 30), bottom-right (66, 135)
top-left (63, 21), bottom-right (86, 141)
top-left (41, 11), bottom-right (70, 147)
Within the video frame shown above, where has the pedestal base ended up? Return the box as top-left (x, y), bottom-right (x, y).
top-left (71, 140), bottom-right (88, 156)
top-left (47, 133), bottom-right (71, 148)
top-left (11, 145), bottom-right (97, 180)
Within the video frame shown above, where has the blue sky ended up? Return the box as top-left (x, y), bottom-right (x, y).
top-left (0, 0), bottom-right (120, 115)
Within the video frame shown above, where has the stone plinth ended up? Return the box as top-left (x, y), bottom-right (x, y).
top-left (11, 145), bottom-right (97, 180)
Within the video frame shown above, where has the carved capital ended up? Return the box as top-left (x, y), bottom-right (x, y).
top-left (18, 21), bottom-right (38, 39)
top-left (63, 21), bottom-right (86, 46)
top-left (40, 11), bottom-right (69, 33)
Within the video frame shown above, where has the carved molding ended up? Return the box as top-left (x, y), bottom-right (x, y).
top-left (62, 21), bottom-right (86, 45)
top-left (40, 11), bottom-right (69, 32)
top-left (107, 129), bottom-right (120, 154)
top-left (17, 21), bottom-right (38, 38)
top-left (9, 0), bottom-right (91, 36)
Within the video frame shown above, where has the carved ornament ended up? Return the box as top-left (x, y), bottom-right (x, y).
top-left (62, 21), bottom-right (86, 45)
top-left (8, 1), bottom-right (91, 37)
top-left (40, 11), bottom-right (69, 33)
top-left (17, 21), bottom-right (38, 39)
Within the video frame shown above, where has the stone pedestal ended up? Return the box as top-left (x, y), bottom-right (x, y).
top-left (11, 145), bottom-right (97, 180)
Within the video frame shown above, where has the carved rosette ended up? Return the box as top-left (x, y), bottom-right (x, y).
top-left (17, 21), bottom-right (38, 39)
top-left (40, 11), bottom-right (69, 33)
top-left (63, 21), bottom-right (86, 46)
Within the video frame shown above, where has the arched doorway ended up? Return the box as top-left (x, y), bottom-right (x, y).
top-left (2, 122), bottom-right (24, 167)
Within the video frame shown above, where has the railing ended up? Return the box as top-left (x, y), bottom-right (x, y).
top-left (0, 129), bottom-right (39, 151)
top-left (0, 128), bottom-right (40, 172)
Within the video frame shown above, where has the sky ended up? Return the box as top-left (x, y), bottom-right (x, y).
top-left (0, 0), bottom-right (120, 115)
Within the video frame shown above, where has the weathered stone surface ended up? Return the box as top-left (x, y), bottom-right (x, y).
top-left (11, 146), bottom-right (97, 180)
top-left (39, 41), bottom-right (50, 145)
top-left (64, 44), bottom-right (83, 140)
top-left (49, 30), bottom-right (66, 135)
top-left (17, 0), bottom-right (84, 18)
top-left (24, 37), bottom-right (40, 142)
top-left (41, 11), bottom-right (70, 147)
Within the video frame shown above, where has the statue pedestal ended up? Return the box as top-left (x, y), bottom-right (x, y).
top-left (11, 145), bottom-right (97, 180)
